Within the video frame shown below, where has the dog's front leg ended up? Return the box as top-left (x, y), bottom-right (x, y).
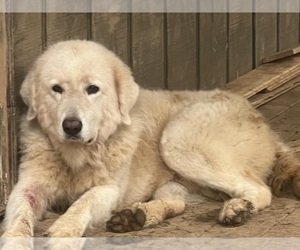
top-left (45, 185), bottom-right (119, 237)
top-left (2, 182), bottom-right (48, 238)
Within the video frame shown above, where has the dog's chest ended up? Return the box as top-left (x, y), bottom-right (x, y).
top-left (54, 164), bottom-right (112, 204)
top-left (53, 149), bottom-right (114, 202)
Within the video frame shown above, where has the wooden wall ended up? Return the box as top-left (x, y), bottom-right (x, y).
top-left (9, 13), bottom-right (300, 93)
top-left (0, 12), bottom-right (300, 204)
top-left (9, 13), bottom-right (300, 96)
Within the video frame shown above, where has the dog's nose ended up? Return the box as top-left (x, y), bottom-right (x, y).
top-left (62, 117), bottom-right (82, 136)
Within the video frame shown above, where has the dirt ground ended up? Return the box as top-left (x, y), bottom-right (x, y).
top-left (3, 86), bottom-right (300, 241)
top-left (33, 196), bottom-right (300, 238)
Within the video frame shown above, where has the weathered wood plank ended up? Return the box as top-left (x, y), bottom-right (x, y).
top-left (91, 13), bottom-right (129, 65)
top-left (0, 14), bottom-right (8, 105)
top-left (46, 13), bottom-right (89, 46)
top-left (268, 99), bottom-right (300, 141)
top-left (0, 102), bottom-right (9, 205)
top-left (258, 85), bottom-right (300, 142)
top-left (278, 13), bottom-right (300, 51)
top-left (258, 85), bottom-right (300, 121)
top-left (254, 13), bottom-right (277, 66)
top-left (258, 85), bottom-right (300, 147)
top-left (0, 13), bottom-right (10, 204)
top-left (11, 13), bottom-right (43, 110)
top-left (199, 13), bottom-right (227, 89)
top-left (131, 13), bottom-right (165, 89)
top-left (263, 45), bottom-right (300, 64)
top-left (224, 55), bottom-right (300, 98)
top-left (288, 140), bottom-right (300, 154)
top-left (167, 13), bottom-right (197, 90)
top-left (249, 75), bottom-right (300, 108)
top-left (9, 13), bottom-right (43, 186)
top-left (228, 12), bottom-right (253, 82)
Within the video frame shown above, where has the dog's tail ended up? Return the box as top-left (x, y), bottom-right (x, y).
top-left (271, 143), bottom-right (300, 197)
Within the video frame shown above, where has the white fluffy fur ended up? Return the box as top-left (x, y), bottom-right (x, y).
top-left (1, 40), bottom-right (296, 237)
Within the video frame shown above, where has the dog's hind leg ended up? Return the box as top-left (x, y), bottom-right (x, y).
top-left (159, 100), bottom-right (275, 226)
top-left (106, 182), bottom-right (187, 233)
top-left (160, 142), bottom-right (272, 226)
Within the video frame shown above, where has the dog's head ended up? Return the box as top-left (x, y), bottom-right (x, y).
top-left (20, 40), bottom-right (139, 144)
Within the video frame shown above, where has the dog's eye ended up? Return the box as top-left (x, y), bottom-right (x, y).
top-left (86, 85), bottom-right (100, 95)
top-left (52, 85), bottom-right (64, 94)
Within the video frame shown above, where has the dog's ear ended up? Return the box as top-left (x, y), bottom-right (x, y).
top-left (20, 69), bottom-right (37, 121)
top-left (113, 56), bottom-right (139, 125)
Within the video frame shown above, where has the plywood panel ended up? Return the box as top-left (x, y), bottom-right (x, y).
top-left (131, 13), bottom-right (165, 89)
top-left (199, 13), bottom-right (227, 89)
top-left (91, 13), bottom-right (130, 65)
top-left (228, 13), bottom-right (253, 82)
top-left (167, 13), bottom-right (197, 90)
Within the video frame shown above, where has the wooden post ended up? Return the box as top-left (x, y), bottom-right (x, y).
top-left (0, 13), bottom-right (10, 208)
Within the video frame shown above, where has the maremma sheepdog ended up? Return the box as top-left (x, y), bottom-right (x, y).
top-left (2, 40), bottom-right (300, 238)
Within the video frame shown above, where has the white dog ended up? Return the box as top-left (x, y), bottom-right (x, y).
top-left (2, 40), bottom-right (300, 237)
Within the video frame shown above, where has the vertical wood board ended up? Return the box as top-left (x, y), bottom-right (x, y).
top-left (0, 104), bottom-right (7, 204)
top-left (10, 13), bottom-right (43, 185)
top-left (11, 13), bottom-right (43, 110)
top-left (46, 13), bottom-right (89, 46)
top-left (167, 13), bottom-right (198, 90)
top-left (0, 13), bottom-right (10, 204)
top-left (254, 13), bottom-right (277, 67)
top-left (131, 13), bottom-right (165, 89)
top-left (228, 13), bottom-right (253, 82)
top-left (278, 13), bottom-right (300, 51)
top-left (199, 13), bottom-right (227, 90)
top-left (91, 13), bottom-right (129, 65)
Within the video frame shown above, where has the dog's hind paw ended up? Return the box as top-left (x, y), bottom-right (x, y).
top-left (106, 209), bottom-right (146, 233)
top-left (218, 198), bottom-right (254, 226)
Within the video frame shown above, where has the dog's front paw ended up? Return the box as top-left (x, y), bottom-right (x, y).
top-left (219, 198), bottom-right (254, 226)
top-left (44, 218), bottom-right (84, 237)
top-left (106, 208), bottom-right (146, 233)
